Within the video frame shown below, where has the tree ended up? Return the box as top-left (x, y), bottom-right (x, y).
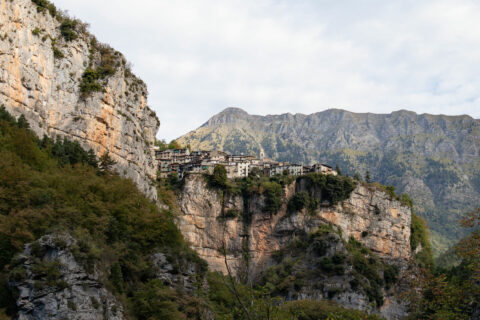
top-left (86, 149), bottom-right (98, 168)
top-left (365, 171), bottom-right (371, 183)
top-left (212, 165), bottom-right (228, 188)
top-left (249, 167), bottom-right (262, 178)
top-left (262, 182), bottom-right (283, 214)
top-left (0, 106), bottom-right (16, 124)
top-left (17, 115), bottom-right (30, 129)
top-left (154, 139), bottom-right (168, 151)
top-left (99, 152), bottom-right (116, 173)
top-left (167, 140), bottom-right (181, 150)
top-left (353, 172), bottom-right (362, 181)
top-left (335, 164), bottom-right (342, 176)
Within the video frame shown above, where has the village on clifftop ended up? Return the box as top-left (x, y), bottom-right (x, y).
top-left (155, 148), bottom-right (338, 179)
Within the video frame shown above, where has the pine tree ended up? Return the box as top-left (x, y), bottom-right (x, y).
top-left (335, 164), bottom-right (342, 176)
top-left (17, 114), bottom-right (30, 129)
top-left (365, 171), bottom-right (371, 183)
top-left (99, 152), bottom-right (116, 173)
top-left (86, 149), bottom-right (98, 168)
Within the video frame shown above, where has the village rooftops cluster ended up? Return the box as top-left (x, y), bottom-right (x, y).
top-left (155, 148), bottom-right (338, 179)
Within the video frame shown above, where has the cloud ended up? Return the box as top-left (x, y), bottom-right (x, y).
top-left (53, 0), bottom-right (480, 141)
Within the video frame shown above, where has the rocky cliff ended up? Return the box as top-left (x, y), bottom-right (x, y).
top-left (177, 107), bottom-right (480, 253)
top-left (9, 234), bottom-right (125, 320)
top-left (0, 0), bottom-right (159, 199)
top-left (177, 174), bottom-right (414, 318)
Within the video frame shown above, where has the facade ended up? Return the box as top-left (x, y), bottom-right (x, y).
top-left (312, 163), bottom-right (338, 176)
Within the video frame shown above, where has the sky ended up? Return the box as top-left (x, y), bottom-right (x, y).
top-left (52, 0), bottom-right (480, 141)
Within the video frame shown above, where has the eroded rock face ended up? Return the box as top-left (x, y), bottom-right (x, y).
top-left (9, 234), bottom-right (124, 320)
top-left (177, 174), bottom-right (413, 319)
top-left (0, 0), bottom-right (159, 199)
top-left (178, 175), bottom-right (411, 276)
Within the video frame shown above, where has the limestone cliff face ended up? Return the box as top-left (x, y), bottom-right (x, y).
top-left (0, 0), bottom-right (159, 199)
top-left (177, 174), bottom-right (413, 318)
top-left (178, 174), bottom-right (411, 276)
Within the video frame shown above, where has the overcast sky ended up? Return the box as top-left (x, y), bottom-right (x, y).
top-left (53, 0), bottom-right (480, 141)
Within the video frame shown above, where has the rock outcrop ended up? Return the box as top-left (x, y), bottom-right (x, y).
top-left (177, 174), bottom-right (413, 319)
top-left (178, 174), bottom-right (411, 276)
top-left (9, 234), bottom-right (124, 320)
top-left (0, 0), bottom-right (159, 199)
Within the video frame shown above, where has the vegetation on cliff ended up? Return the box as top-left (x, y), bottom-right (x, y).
top-left (259, 224), bottom-right (399, 309)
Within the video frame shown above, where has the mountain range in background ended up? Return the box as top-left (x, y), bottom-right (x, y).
top-left (177, 107), bottom-right (480, 255)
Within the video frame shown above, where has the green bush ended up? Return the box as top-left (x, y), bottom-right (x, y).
top-left (211, 165), bottom-right (228, 188)
top-left (383, 264), bottom-right (399, 289)
top-left (280, 300), bottom-right (382, 319)
top-left (261, 181), bottom-right (283, 214)
top-left (60, 18), bottom-right (78, 41)
top-left (79, 68), bottom-right (103, 97)
top-left (411, 213), bottom-right (434, 269)
top-left (300, 173), bottom-right (356, 206)
top-left (224, 208), bottom-right (240, 219)
top-left (32, 28), bottom-right (41, 36)
top-left (52, 46), bottom-right (64, 59)
top-left (31, 0), bottom-right (57, 17)
top-left (347, 238), bottom-right (384, 306)
top-left (287, 191), bottom-right (310, 213)
top-left (132, 279), bottom-right (184, 320)
top-left (0, 235), bottom-right (15, 271)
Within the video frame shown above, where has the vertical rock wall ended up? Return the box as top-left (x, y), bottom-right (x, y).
top-left (0, 0), bottom-right (159, 199)
top-left (178, 174), bottom-right (412, 276)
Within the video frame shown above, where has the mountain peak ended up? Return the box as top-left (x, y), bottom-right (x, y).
top-left (202, 107), bottom-right (250, 127)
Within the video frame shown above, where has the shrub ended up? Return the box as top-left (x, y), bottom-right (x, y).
top-left (410, 213), bottom-right (434, 269)
top-left (132, 279), bottom-right (184, 320)
top-left (60, 18), bottom-right (78, 41)
top-left (110, 263), bottom-right (124, 293)
top-left (320, 257), bottom-right (345, 276)
top-left (287, 191), bottom-right (309, 213)
top-left (79, 68), bottom-right (103, 97)
top-left (32, 0), bottom-right (57, 17)
top-left (90, 297), bottom-right (100, 309)
top-left (0, 234), bottom-right (15, 271)
top-left (30, 242), bottom-right (46, 259)
top-left (211, 165), bottom-right (228, 188)
top-left (300, 173), bottom-right (356, 206)
top-left (261, 181), bottom-right (283, 214)
top-left (67, 300), bottom-right (77, 311)
top-left (31, 260), bottom-right (63, 287)
top-left (383, 264), bottom-right (399, 289)
top-left (280, 300), bottom-right (382, 319)
top-left (52, 46), bottom-right (64, 59)
top-left (223, 208), bottom-right (240, 219)
top-left (32, 28), bottom-right (41, 36)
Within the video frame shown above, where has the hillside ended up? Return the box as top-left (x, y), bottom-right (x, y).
top-left (0, 106), bottom-right (382, 320)
top-left (177, 107), bottom-right (480, 254)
